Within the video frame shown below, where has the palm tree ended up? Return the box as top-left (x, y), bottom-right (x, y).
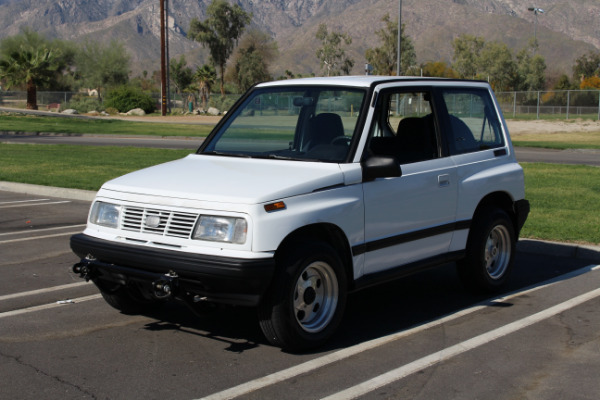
top-left (0, 31), bottom-right (65, 110)
top-left (195, 64), bottom-right (217, 111)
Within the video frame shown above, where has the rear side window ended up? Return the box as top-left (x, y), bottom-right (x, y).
top-left (441, 89), bottom-right (504, 155)
top-left (367, 90), bottom-right (439, 164)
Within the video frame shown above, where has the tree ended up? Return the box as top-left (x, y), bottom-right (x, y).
top-left (315, 24), bottom-right (354, 76)
top-left (572, 51), bottom-right (600, 81)
top-left (75, 39), bottom-right (130, 99)
top-left (365, 14), bottom-right (416, 76)
top-left (553, 74), bottom-right (575, 90)
top-left (227, 29), bottom-right (278, 92)
top-left (169, 55), bottom-right (194, 109)
top-left (188, 0), bottom-right (251, 95)
top-left (0, 29), bottom-right (72, 109)
top-left (421, 61), bottom-right (458, 78)
top-left (452, 35), bottom-right (546, 92)
top-left (479, 42), bottom-right (517, 91)
top-left (195, 64), bottom-right (217, 110)
top-left (515, 46), bottom-right (546, 91)
top-left (580, 76), bottom-right (600, 90)
top-left (452, 34), bottom-right (485, 79)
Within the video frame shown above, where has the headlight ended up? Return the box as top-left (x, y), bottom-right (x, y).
top-left (192, 216), bottom-right (247, 244)
top-left (90, 201), bottom-right (121, 228)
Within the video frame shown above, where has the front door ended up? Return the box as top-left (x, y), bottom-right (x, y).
top-left (361, 89), bottom-right (458, 275)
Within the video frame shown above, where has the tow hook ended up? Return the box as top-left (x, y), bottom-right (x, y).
top-left (152, 270), bottom-right (178, 299)
top-left (72, 256), bottom-right (95, 281)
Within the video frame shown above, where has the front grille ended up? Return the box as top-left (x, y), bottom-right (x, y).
top-left (121, 206), bottom-right (198, 239)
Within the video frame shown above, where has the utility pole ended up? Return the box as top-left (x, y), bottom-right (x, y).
top-left (397, 0), bottom-right (402, 76)
top-left (160, 0), bottom-right (167, 116)
top-left (165, 0), bottom-right (171, 113)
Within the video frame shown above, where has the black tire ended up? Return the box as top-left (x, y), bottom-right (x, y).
top-left (258, 241), bottom-right (347, 352)
top-left (457, 207), bottom-right (516, 293)
top-left (94, 279), bottom-right (163, 315)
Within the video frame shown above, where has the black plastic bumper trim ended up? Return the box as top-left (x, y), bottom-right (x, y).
top-left (70, 234), bottom-right (276, 306)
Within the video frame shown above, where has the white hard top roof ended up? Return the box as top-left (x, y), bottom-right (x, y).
top-left (257, 75), bottom-right (489, 89)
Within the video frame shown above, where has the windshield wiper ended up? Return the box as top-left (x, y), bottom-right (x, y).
top-left (253, 154), bottom-right (326, 162)
top-left (203, 151), bottom-right (251, 158)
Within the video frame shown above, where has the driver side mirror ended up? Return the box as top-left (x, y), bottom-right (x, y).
top-left (361, 155), bottom-right (402, 182)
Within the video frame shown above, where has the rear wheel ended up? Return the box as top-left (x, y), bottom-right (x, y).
top-left (258, 241), bottom-right (347, 352)
top-left (457, 207), bottom-right (516, 293)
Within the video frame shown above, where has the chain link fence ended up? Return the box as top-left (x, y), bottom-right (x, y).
top-left (0, 91), bottom-right (78, 110)
top-left (495, 90), bottom-right (600, 120)
top-left (3, 89), bottom-right (600, 120)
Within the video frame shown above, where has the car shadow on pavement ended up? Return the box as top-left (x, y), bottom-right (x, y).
top-left (132, 242), bottom-right (599, 354)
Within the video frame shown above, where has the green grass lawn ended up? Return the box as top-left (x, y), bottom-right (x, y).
top-left (0, 143), bottom-right (192, 190)
top-left (0, 142), bottom-right (598, 244)
top-left (520, 163), bottom-right (600, 245)
top-left (0, 114), bottom-right (213, 137)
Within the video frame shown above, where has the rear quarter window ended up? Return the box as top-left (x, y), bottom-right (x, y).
top-left (441, 89), bottom-right (505, 155)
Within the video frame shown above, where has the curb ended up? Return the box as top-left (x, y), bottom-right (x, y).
top-left (1, 181), bottom-right (599, 263)
top-left (0, 130), bottom-right (204, 140)
top-left (0, 181), bottom-right (96, 202)
top-left (517, 239), bottom-right (600, 263)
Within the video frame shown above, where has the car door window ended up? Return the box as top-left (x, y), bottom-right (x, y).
top-left (441, 89), bottom-right (505, 155)
top-left (367, 90), bottom-right (438, 164)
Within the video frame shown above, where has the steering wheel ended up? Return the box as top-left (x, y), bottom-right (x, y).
top-left (331, 136), bottom-right (351, 146)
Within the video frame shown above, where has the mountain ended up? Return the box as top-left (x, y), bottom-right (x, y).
top-left (0, 0), bottom-right (599, 80)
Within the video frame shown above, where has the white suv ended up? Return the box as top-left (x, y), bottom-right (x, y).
top-left (71, 76), bottom-right (529, 351)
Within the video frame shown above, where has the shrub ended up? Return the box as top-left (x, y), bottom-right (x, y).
top-left (208, 95), bottom-right (238, 113)
top-left (104, 86), bottom-right (155, 114)
top-left (104, 107), bottom-right (119, 115)
top-left (64, 94), bottom-right (103, 113)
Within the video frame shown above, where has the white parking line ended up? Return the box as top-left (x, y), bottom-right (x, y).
top-left (0, 224), bottom-right (86, 237)
top-left (0, 230), bottom-right (83, 244)
top-left (0, 198), bottom-right (50, 204)
top-left (0, 281), bottom-right (92, 302)
top-left (0, 294), bottom-right (102, 319)
top-left (322, 287), bottom-right (600, 400)
top-left (0, 200), bottom-right (71, 209)
top-left (198, 264), bottom-right (600, 400)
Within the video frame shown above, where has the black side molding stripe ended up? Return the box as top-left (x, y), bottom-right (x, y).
top-left (352, 219), bottom-right (471, 256)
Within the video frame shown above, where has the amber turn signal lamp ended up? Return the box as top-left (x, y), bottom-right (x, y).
top-left (264, 201), bottom-right (286, 212)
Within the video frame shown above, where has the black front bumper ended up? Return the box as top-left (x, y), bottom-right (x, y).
top-left (70, 234), bottom-right (276, 307)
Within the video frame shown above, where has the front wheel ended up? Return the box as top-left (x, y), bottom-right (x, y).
top-left (457, 207), bottom-right (516, 293)
top-left (258, 241), bottom-right (347, 352)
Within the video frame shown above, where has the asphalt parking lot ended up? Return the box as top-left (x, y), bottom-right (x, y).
top-left (1, 187), bottom-right (599, 400)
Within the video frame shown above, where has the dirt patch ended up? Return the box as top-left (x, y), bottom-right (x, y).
top-left (507, 119), bottom-right (600, 135)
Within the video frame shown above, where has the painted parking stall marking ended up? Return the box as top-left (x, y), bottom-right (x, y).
top-left (0, 294), bottom-right (102, 319)
top-left (0, 230), bottom-right (85, 244)
top-left (0, 224), bottom-right (87, 237)
top-left (0, 200), bottom-right (71, 209)
top-left (0, 198), bottom-right (51, 204)
top-left (321, 285), bottom-right (600, 400)
top-left (198, 264), bottom-right (600, 400)
top-left (0, 281), bottom-right (92, 302)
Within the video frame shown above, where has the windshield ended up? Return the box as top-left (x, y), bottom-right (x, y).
top-left (201, 86), bottom-right (366, 162)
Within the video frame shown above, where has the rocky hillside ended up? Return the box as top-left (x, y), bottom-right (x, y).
top-left (0, 0), bottom-right (599, 78)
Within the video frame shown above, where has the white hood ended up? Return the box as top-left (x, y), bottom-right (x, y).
top-left (100, 154), bottom-right (346, 204)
